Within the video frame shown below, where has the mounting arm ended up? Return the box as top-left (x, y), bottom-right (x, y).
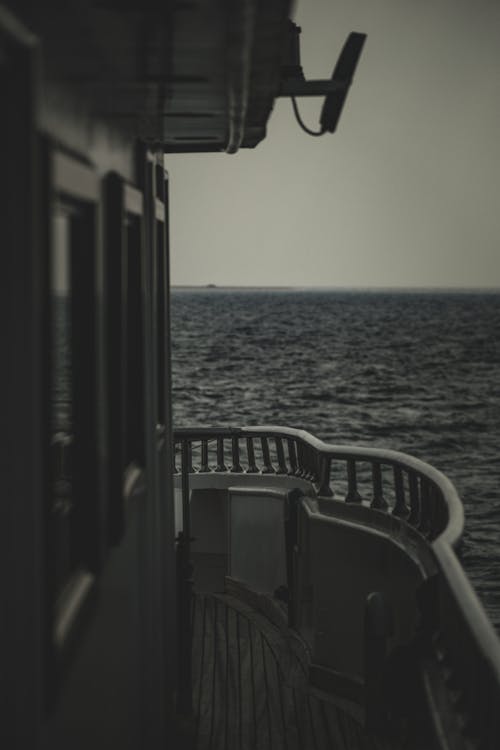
top-left (279, 22), bottom-right (366, 135)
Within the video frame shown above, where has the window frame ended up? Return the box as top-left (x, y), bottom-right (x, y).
top-left (44, 147), bottom-right (102, 661)
top-left (105, 173), bottom-right (146, 546)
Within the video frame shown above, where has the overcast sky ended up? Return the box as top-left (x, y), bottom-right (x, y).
top-left (166, 0), bottom-right (500, 288)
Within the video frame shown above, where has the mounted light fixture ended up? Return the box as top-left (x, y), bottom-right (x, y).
top-left (279, 22), bottom-right (367, 136)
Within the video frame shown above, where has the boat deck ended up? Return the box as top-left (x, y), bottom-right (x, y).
top-left (190, 590), bottom-right (403, 750)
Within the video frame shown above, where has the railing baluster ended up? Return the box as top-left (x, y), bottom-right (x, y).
top-left (313, 449), bottom-right (321, 484)
top-left (200, 439), bottom-right (210, 473)
top-left (177, 440), bottom-right (193, 714)
top-left (317, 454), bottom-right (333, 497)
top-left (275, 438), bottom-right (288, 475)
top-left (187, 440), bottom-right (195, 474)
top-left (260, 436), bottom-right (275, 474)
top-left (246, 437), bottom-right (258, 473)
top-left (215, 436), bottom-right (227, 472)
top-left (407, 471), bottom-right (420, 526)
top-left (296, 442), bottom-right (306, 478)
top-left (306, 446), bottom-right (316, 481)
top-left (302, 444), bottom-right (311, 480)
top-left (370, 462), bottom-right (388, 510)
top-left (392, 466), bottom-right (409, 518)
top-left (436, 488), bottom-right (449, 538)
top-left (287, 439), bottom-right (298, 476)
top-left (419, 478), bottom-right (431, 537)
top-left (310, 446), bottom-right (318, 481)
top-left (171, 427), bottom-right (460, 562)
top-left (230, 435), bottom-right (243, 473)
top-left (345, 459), bottom-right (362, 503)
top-left (428, 484), bottom-right (441, 540)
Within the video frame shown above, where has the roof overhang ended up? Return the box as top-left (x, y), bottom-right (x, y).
top-left (11, 0), bottom-right (292, 154)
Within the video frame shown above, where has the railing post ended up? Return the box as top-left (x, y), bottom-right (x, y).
top-left (317, 454), bottom-right (333, 497)
top-left (275, 437), bottom-right (288, 475)
top-left (306, 446), bottom-right (316, 481)
top-left (370, 462), bottom-right (388, 510)
top-left (286, 438), bottom-right (298, 476)
top-left (428, 484), bottom-right (441, 540)
top-left (186, 440), bottom-right (194, 474)
top-left (177, 440), bottom-right (193, 716)
top-left (407, 471), bottom-right (420, 526)
top-left (215, 435), bottom-right (227, 472)
top-left (260, 436), bottom-right (275, 474)
top-left (230, 435), bottom-right (243, 473)
top-left (392, 466), bottom-right (409, 518)
top-left (345, 459), bottom-right (362, 503)
top-left (419, 479), bottom-right (431, 537)
top-left (296, 442), bottom-right (306, 478)
top-left (245, 436), bottom-right (258, 473)
top-left (200, 438), bottom-right (210, 473)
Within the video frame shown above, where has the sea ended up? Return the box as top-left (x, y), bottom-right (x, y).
top-left (171, 288), bottom-right (500, 633)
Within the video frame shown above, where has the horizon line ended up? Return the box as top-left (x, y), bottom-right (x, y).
top-left (171, 284), bottom-right (500, 292)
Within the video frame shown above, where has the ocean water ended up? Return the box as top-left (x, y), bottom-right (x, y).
top-left (171, 288), bottom-right (500, 632)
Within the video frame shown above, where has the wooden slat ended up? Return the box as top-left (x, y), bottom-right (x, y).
top-left (191, 591), bottom-right (401, 750)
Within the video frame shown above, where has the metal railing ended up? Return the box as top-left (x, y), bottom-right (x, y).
top-left (173, 425), bottom-right (463, 545)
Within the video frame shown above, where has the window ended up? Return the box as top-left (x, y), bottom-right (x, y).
top-left (125, 213), bottom-right (145, 465)
top-left (46, 149), bottom-right (100, 652)
top-left (50, 206), bottom-right (74, 595)
top-left (105, 175), bottom-right (145, 545)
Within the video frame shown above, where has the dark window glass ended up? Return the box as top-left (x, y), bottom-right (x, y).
top-left (50, 207), bottom-right (74, 593)
top-left (51, 210), bottom-right (73, 437)
top-left (125, 217), bottom-right (144, 465)
top-left (50, 201), bottom-right (98, 591)
top-left (156, 219), bottom-right (165, 425)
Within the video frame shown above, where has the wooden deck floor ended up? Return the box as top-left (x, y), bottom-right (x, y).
top-left (190, 591), bottom-right (400, 750)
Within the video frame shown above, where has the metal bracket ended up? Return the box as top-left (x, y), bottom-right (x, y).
top-left (278, 79), bottom-right (349, 98)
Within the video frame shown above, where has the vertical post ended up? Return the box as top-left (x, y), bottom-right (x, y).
top-left (419, 478), bottom-right (431, 537)
top-left (371, 463), bottom-right (388, 510)
top-left (345, 459), bottom-right (362, 503)
top-left (186, 440), bottom-right (194, 474)
top-left (177, 440), bottom-right (193, 715)
top-left (215, 435), bottom-right (227, 472)
top-left (392, 466), bottom-right (409, 518)
top-left (296, 442), bottom-right (305, 477)
top-left (317, 454), bottom-right (333, 497)
top-left (303, 446), bottom-right (314, 481)
top-left (275, 437), bottom-right (288, 475)
top-left (287, 439), bottom-right (298, 475)
top-left (172, 442), bottom-right (178, 474)
top-left (246, 436), bottom-right (258, 473)
top-left (181, 441), bottom-right (191, 540)
top-left (407, 471), bottom-right (420, 526)
top-left (230, 435), bottom-right (242, 473)
top-left (435, 487), bottom-right (449, 539)
top-left (200, 438), bottom-right (210, 473)
top-left (260, 436), bottom-right (275, 474)
top-left (428, 484), bottom-right (441, 540)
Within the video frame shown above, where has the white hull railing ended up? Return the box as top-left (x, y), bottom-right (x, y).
top-left (173, 425), bottom-right (462, 542)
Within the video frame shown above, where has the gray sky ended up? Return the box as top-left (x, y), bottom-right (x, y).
top-left (166, 0), bottom-right (500, 288)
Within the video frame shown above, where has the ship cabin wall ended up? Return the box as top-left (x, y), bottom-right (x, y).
top-left (1, 10), bottom-right (177, 749)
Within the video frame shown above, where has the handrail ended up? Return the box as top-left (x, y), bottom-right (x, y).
top-left (173, 424), bottom-right (464, 547)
